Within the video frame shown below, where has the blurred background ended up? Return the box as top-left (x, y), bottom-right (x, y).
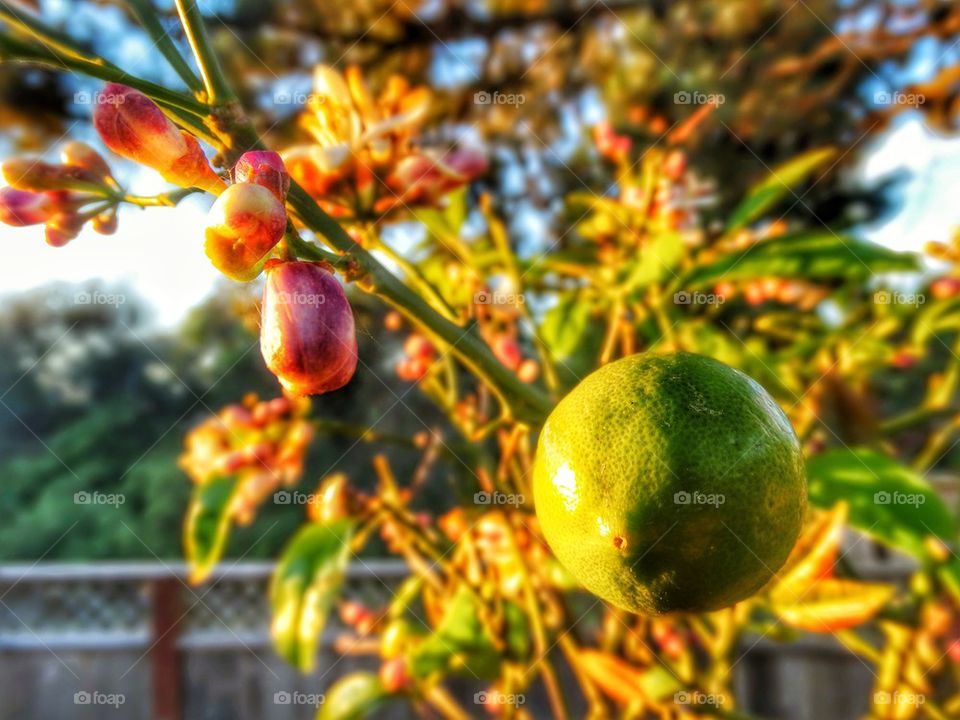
top-left (0, 1), bottom-right (959, 719)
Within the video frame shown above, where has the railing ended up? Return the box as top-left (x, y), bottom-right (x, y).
top-left (0, 543), bottom-right (915, 720)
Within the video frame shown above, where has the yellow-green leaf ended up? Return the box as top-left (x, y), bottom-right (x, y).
top-left (270, 520), bottom-right (355, 672)
top-left (184, 476), bottom-right (238, 585)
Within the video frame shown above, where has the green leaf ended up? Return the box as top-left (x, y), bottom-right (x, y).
top-left (807, 448), bottom-right (958, 560)
top-left (911, 295), bottom-right (960, 346)
top-left (407, 586), bottom-right (501, 680)
top-left (270, 520), bottom-right (356, 672)
top-left (623, 232), bottom-right (684, 294)
top-left (539, 293), bottom-right (605, 389)
top-left (727, 147), bottom-right (837, 231)
top-left (681, 232), bottom-right (919, 290)
top-left (184, 476), bottom-right (238, 584)
top-left (316, 672), bottom-right (387, 720)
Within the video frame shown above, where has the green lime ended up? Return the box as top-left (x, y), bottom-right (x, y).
top-left (533, 352), bottom-right (806, 614)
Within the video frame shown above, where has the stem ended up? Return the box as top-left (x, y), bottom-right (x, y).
top-left (124, 0), bottom-right (204, 94)
top-left (287, 185), bottom-right (553, 424)
top-left (121, 187), bottom-right (200, 207)
top-left (173, 0), bottom-right (234, 104)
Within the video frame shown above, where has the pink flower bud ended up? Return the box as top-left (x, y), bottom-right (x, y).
top-left (232, 151), bottom-right (290, 201)
top-left (204, 183), bottom-right (287, 281)
top-left (92, 210), bottom-right (118, 235)
top-left (0, 187), bottom-right (53, 226)
top-left (44, 212), bottom-right (84, 247)
top-left (2, 158), bottom-right (101, 192)
top-left (384, 148), bottom-right (487, 206)
top-left (60, 141), bottom-right (114, 181)
top-left (93, 83), bottom-right (225, 195)
top-left (260, 260), bottom-right (358, 396)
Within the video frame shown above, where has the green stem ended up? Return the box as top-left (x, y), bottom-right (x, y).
top-left (121, 187), bottom-right (200, 207)
top-left (286, 184), bottom-right (553, 424)
top-left (124, 0), bottom-right (204, 94)
top-left (173, 0), bottom-right (234, 104)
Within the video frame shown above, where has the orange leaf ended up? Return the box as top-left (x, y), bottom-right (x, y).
top-left (772, 502), bottom-right (847, 601)
top-left (774, 578), bottom-right (894, 632)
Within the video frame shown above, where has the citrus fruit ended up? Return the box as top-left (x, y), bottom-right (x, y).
top-left (533, 352), bottom-right (806, 614)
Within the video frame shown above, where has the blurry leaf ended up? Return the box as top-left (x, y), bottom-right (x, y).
top-left (773, 578), bottom-right (894, 632)
top-left (504, 600), bottom-right (531, 660)
top-left (772, 503), bottom-right (847, 601)
top-left (539, 293), bottom-right (605, 388)
top-left (682, 232), bottom-right (919, 290)
top-left (911, 295), bottom-right (960, 346)
top-left (578, 649), bottom-right (683, 704)
top-left (270, 520), bottom-right (355, 672)
top-left (623, 232), bottom-right (684, 294)
top-left (807, 449), bottom-right (958, 560)
top-left (184, 476), bottom-right (237, 584)
top-left (726, 148), bottom-right (836, 231)
top-left (316, 672), bottom-right (387, 720)
top-left (407, 586), bottom-right (501, 680)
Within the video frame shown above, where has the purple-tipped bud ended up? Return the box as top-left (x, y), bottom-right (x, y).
top-left (0, 187), bottom-right (53, 226)
top-left (93, 83), bottom-right (225, 195)
top-left (260, 260), bottom-right (358, 396)
top-left (233, 151), bottom-right (290, 202)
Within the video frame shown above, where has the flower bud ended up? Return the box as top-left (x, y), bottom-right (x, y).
top-left (0, 187), bottom-right (53, 226)
top-left (92, 209), bottom-right (118, 235)
top-left (2, 158), bottom-right (101, 192)
top-left (93, 83), bottom-right (225, 195)
top-left (60, 141), bottom-right (114, 182)
top-left (205, 183), bottom-right (287, 281)
top-left (44, 212), bottom-right (84, 247)
top-left (260, 260), bottom-right (357, 396)
top-left (233, 151), bottom-right (290, 201)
